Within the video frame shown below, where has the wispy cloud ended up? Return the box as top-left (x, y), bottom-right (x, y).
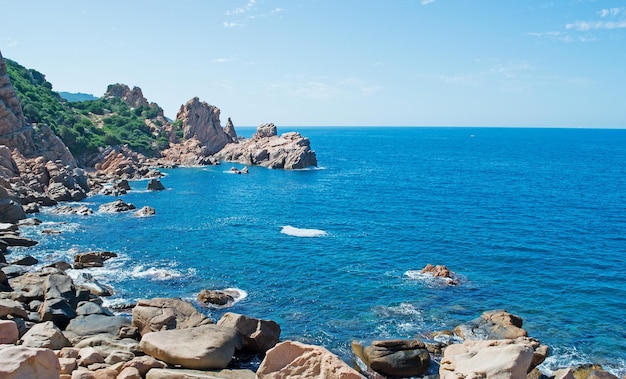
top-left (566, 20), bottom-right (626, 31)
top-left (249, 8), bottom-right (285, 20)
top-left (421, 0), bottom-right (436, 5)
top-left (265, 75), bottom-right (380, 101)
top-left (223, 22), bottom-right (241, 28)
top-left (211, 58), bottom-right (234, 63)
top-left (226, 0), bottom-right (256, 16)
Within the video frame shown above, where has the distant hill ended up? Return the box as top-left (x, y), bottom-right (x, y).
top-left (59, 91), bottom-right (99, 102)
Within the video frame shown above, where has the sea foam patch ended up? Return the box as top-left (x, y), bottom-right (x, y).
top-left (281, 225), bottom-right (328, 237)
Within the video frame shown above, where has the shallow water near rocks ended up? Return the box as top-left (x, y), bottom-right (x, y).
top-left (15, 127), bottom-right (626, 375)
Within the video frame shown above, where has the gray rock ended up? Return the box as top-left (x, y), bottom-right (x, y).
top-left (454, 309), bottom-right (527, 340)
top-left (0, 298), bottom-right (28, 318)
top-left (73, 334), bottom-right (141, 357)
top-left (65, 314), bottom-right (130, 339)
top-left (140, 324), bottom-right (242, 370)
top-left (134, 206), bottom-right (156, 217)
top-left (76, 301), bottom-right (114, 316)
top-left (38, 297), bottom-right (76, 329)
top-left (147, 178), bottom-right (165, 191)
top-left (98, 199), bottom-right (136, 213)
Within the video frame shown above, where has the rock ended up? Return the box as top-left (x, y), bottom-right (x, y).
top-left (75, 301), bottom-right (114, 316)
top-left (115, 179), bottom-right (132, 191)
top-left (20, 320), bottom-right (72, 349)
top-left (568, 364), bottom-right (619, 379)
top-left (439, 338), bottom-right (539, 379)
top-left (74, 251), bottom-right (117, 269)
top-left (0, 198), bottom-right (26, 223)
top-left (131, 298), bottom-right (213, 336)
top-left (213, 124), bottom-right (317, 169)
top-left (147, 178), bottom-right (165, 191)
top-left (73, 273), bottom-right (115, 296)
top-left (121, 355), bottom-right (168, 376)
top-left (0, 345), bottom-right (61, 379)
top-left (50, 205), bottom-right (93, 215)
top-left (197, 289), bottom-right (237, 307)
top-left (2, 264), bottom-right (28, 279)
top-left (43, 273), bottom-right (77, 305)
top-left (257, 340), bottom-right (365, 379)
top-left (224, 117), bottom-right (238, 141)
top-left (454, 310), bottom-right (527, 340)
top-left (73, 334), bottom-right (141, 357)
top-left (117, 366), bottom-right (141, 379)
top-left (217, 312), bottom-right (280, 353)
top-left (146, 368), bottom-right (256, 379)
top-left (139, 324), bottom-right (242, 370)
top-left (65, 314), bottom-right (131, 340)
top-left (0, 298), bottom-right (29, 318)
top-left (104, 350), bottom-right (135, 365)
top-left (175, 97), bottom-right (233, 155)
top-left (133, 206), bottom-right (155, 217)
top-left (420, 263), bottom-right (459, 285)
top-left (98, 199), bottom-right (136, 213)
top-left (351, 339), bottom-right (430, 377)
top-left (0, 233), bottom-right (38, 246)
top-left (39, 297), bottom-right (77, 329)
top-left (12, 255), bottom-right (39, 266)
top-left (58, 357), bottom-right (77, 375)
top-left (0, 319), bottom-right (19, 344)
top-left (78, 346), bottom-right (105, 367)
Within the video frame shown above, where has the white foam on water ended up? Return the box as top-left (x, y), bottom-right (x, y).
top-left (404, 269), bottom-right (461, 287)
top-left (195, 287), bottom-right (249, 309)
top-left (127, 265), bottom-right (190, 280)
top-left (281, 225), bottom-right (328, 238)
top-left (540, 347), bottom-right (626, 378)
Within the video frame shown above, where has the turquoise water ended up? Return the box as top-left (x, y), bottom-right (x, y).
top-left (15, 127), bottom-right (626, 375)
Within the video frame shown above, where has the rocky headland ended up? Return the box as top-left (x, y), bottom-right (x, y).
top-left (0, 51), bottom-right (622, 378)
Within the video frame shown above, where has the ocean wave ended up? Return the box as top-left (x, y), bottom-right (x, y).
top-left (281, 225), bottom-right (328, 237)
top-left (196, 287), bottom-right (249, 309)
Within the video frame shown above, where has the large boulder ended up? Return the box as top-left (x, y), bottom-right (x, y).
top-left (216, 312), bottom-right (281, 353)
top-left (0, 298), bottom-right (29, 318)
top-left (454, 310), bottom-right (527, 340)
top-left (139, 324), bottom-right (242, 370)
top-left (132, 298), bottom-right (213, 336)
top-left (257, 340), bottom-right (365, 379)
top-left (64, 314), bottom-right (131, 341)
top-left (352, 339), bottom-right (430, 377)
top-left (440, 337), bottom-right (547, 379)
top-left (73, 334), bottom-right (141, 357)
top-left (0, 319), bottom-right (19, 344)
top-left (0, 345), bottom-right (61, 379)
top-left (20, 320), bottom-right (72, 349)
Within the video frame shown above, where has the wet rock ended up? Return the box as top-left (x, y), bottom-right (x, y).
top-left (73, 272), bottom-right (114, 296)
top-left (420, 263), bottom-right (459, 285)
top-left (74, 251), bottom-right (117, 269)
top-left (133, 206), bottom-right (155, 217)
top-left (197, 289), bottom-right (236, 306)
top-left (454, 309), bottom-right (527, 340)
top-left (0, 233), bottom-right (38, 247)
top-left (147, 178), bottom-right (165, 191)
top-left (98, 199), bottom-right (136, 213)
top-left (50, 204), bottom-right (93, 215)
top-left (11, 255), bottom-right (38, 266)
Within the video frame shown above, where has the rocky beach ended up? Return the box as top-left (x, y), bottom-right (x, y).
top-left (1, 50), bottom-right (624, 379)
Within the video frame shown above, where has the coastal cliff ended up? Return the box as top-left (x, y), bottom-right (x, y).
top-left (0, 51), bottom-right (88, 222)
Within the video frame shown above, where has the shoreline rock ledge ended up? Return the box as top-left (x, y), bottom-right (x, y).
top-left (214, 123), bottom-right (318, 169)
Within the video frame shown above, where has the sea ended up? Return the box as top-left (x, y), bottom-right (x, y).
top-left (12, 127), bottom-right (626, 376)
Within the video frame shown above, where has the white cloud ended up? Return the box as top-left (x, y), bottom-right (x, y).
top-left (598, 7), bottom-right (625, 18)
top-left (226, 0), bottom-right (256, 16)
top-left (566, 20), bottom-right (626, 31)
top-left (223, 22), bottom-right (241, 28)
top-left (211, 58), bottom-right (233, 63)
top-left (421, 0), bottom-right (436, 5)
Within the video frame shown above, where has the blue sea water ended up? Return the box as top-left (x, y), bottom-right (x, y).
top-left (15, 127), bottom-right (626, 375)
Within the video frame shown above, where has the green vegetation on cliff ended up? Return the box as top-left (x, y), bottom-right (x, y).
top-left (5, 58), bottom-right (176, 159)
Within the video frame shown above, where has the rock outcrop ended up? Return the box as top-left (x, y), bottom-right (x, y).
top-left (214, 123), bottom-right (318, 169)
top-left (104, 83), bottom-right (149, 108)
top-left (176, 97), bottom-right (233, 155)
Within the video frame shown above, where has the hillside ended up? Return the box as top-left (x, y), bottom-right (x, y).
top-left (4, 58), bottom-right (180, 159)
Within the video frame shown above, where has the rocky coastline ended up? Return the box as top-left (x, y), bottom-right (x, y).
top-left (0, 51), bottom-right (623, 378)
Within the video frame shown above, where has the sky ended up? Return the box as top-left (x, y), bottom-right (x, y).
top-left (1, 0), bottom-right (625, 128)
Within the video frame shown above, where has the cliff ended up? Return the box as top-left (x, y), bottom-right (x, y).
top-left (0, 50), bottom-right (89, 222)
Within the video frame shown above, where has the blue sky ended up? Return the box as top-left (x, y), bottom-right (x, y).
top-left (1, 0), bottom-right (625, 128)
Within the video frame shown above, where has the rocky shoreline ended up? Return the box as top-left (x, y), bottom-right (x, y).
top-left (0, 51), bottom-right (623, 378)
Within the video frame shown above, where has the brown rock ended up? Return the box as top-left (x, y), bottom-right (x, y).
top-left (0, 345), bottom-right (61, 379)
top-left (176, 97), bottom-right (233, 155)
top-left (352, 339), bottom-right (430, 377)
top-left (0, 319), bottom-right (19, 344)
top-left (257, 340), bottom-right (365, 379)
top-left (131, 298), bottom-right (213, 336)
top-left (217, 312), bottom-right (281, 353)
top-left (454, 309), bottom-right (527, 340)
